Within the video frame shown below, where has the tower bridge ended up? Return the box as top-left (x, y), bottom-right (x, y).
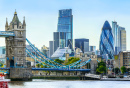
top-left (0, 11), bottom-right (97, 80)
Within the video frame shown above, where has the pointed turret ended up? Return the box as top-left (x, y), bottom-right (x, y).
top-left (23, 16), bottom-right (26, 29)
top-left (5, 18), bottom-right (8, 27)
top-left (11, 10), bottom-right (20, 28)
top-left (23, 16), bottom-right (26, 26)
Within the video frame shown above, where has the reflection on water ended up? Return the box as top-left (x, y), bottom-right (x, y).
top-left (8, 79), bottom-right (130, 88)
top-left (9, 81), bottom-right (24, 86)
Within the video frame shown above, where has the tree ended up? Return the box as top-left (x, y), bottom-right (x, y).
top-left (36, 63), bottom-right (41, 68)
top-left (0, 63), bottom-right (4, 67)
top-left (121, 66), bottom-right (126, 74)
top-left (65, 57), bottom-right (80, 65)
top-left (112, 67), bottom-right (120, 74)
top-left (96, 61), bottom-right (106, 74)
top-left (54, 59), bottom-right (64, 64)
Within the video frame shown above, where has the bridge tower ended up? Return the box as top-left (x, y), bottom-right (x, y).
top-left (5, 11), bottom-right (32, 80)
top-left (6, 10), bottom-right (26, 68)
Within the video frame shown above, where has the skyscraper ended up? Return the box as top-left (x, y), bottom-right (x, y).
top-left (120, 27), bottom-right (126, 51)
top-left (75, 38), bottom-right (89, 53)
top-left (49, 41), bottom-right (54, 58)
top-left (53, 32), bottom-right (66, 52)
top-left (99, 21), bottom-right (114, 59)
top-left (112, 21), bottom-right (120, 55)
top-left (89, 46), bottom-right (96, 52)
top-left (112, 21), bottom-right (126, 54)
top-left (57, 9), bottom-right (73, 50)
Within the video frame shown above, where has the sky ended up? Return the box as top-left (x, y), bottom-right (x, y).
top-left (0, 0), bottom-right (130, 50)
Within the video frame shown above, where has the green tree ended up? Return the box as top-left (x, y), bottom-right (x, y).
top-left (121, 66), bottom-right (126, 74)
top-left (65, 57), bottom-right (80, 65)
top-left (96, 61), bottom-right (106, 74)
top-left (0, 63), bottom-right (4, 67)
top-left (54, 59), bottom-right (64, 64)
top-left (36, 63), bottom-right (41, 68)
top-left (112, 67), bottom-right (120, 74)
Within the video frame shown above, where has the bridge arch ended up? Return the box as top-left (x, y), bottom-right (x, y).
top-left (10, 60), bottom-right (14, 68)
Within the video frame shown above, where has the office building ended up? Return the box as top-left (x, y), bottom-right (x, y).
top-left (89, 46), bottom-right (96, 52)
top-left (53, 32), bottom-right (66, 52)
top-left (75, 38), bottom-right (89, 53)
top-left (99, 21), bottom-right (114, 59)
top-left (112, 21), bottom-right (126, 55)
top-left (57, 9), bottom-right (73, 50)
top-left (120, 27), bottom-right (126, 51)
top-left (49, 41), bottom-right (54, 58)
top-left (114, 51), bottom-right (130, 69)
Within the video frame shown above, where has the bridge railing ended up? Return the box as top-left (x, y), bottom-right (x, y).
top-left (26, 38), bottom-right (92, 69)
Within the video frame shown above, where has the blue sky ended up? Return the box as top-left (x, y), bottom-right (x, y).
top-left (0, 0), bottom-right (130, 50)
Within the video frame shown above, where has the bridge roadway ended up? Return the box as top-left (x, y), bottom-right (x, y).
top-left (32, 68), bottom-right (90, 72)
top-left (0, 31), bottom-right (15, 37)
top-left (0, 68), bottom-right (90, 74)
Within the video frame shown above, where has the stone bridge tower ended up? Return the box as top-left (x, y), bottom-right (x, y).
top-left (5, 11), bottom-right (26, 68)
top-left (5, 11), bottom-right (32, 80)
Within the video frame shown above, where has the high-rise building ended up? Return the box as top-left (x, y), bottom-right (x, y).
top-left (99, 21), bottom-right (114, 59)
top-left (89, 46), bottom-right (96, 52)
top-left (75, 38), bottom-right (89, 53)
top-left (57, 9), bottom-right (73, 50)
top-left (120, 27), bottom-right (126, 51)
top-left (49, 41), bottom-right (54, 58)
top-left (53, 32), bottom-right (66, 52)
top-left (112, 21), bottom-right (120, 55)
top-left (112, 21), bottom-right (126, 54)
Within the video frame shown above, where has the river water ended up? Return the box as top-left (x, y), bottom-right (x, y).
top-left (8, 79), bottom-right (130, 88)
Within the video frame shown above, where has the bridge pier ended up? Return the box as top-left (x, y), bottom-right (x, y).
top-left (9, 68), bottom-right (32, 81)
top-left (90, 59), bottom-right (98, 74)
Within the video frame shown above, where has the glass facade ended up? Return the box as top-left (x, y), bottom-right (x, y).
top-left (89, 46), bottom-right (96, 52)
top-left (49, 41), bottom-right (54, 58)
top-left (99, 21), bottom-right (114, 59)
top-left (54, 32), bottom-right (66, 52)
top-left (112, 21), bottom-right (121, 55)
top-left (57, 9), bottom-right (73, 49)
top-left (112, 21), bottom-right (126, 54)
top-left (75, 38), bottom-right (89, 53)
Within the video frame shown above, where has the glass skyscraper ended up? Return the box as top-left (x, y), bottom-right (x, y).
top-left (89, 46), bottom-right (96, 52)
top-left (57, 9), bottom-right (73, 49)
top-left (112, 21), bottom-right (120, 55)
top-left (75, 38), bottom-right (89, 53)
top-left (99, 21), bottom-right (114, 59)
top-left (53, 32), bottom-right (66, 52)
top-left (112, 21), bottom-right (126, 54)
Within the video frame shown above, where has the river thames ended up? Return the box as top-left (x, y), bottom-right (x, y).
top-left (8, 79), bottom-right (130, 88)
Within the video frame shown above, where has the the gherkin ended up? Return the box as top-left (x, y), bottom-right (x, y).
top-left (99, 21), bottom-right (114, 59)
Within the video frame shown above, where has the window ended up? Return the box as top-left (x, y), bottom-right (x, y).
top-left (20, 31), bottom-right (22, 35)
top-left (19, 50), bottom-right (22, 54)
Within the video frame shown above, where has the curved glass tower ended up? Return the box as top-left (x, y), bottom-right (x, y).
top-left (99, 21), bottom-right (114, 59)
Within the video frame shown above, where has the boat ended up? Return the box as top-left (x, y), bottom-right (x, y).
top-left (0, 74), bottom-right (10, 88)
